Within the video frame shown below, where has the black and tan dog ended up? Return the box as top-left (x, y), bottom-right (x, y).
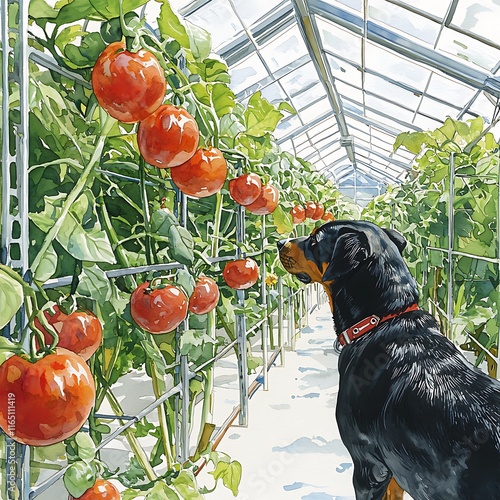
top-left (278, 220), bottom-right (500, 500)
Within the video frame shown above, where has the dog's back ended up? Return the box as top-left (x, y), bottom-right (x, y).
top-left (336, 309), bottom-right (500, 500)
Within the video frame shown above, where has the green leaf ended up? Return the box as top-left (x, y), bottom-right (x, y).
top-left (278, 101), bottom-right (296, 115)
top-left (171, 470), bottom-right (204, 500)
top-left (185, 20), bottom-right (211, 60)
top-left (176, 268), bottom-right (196, 297)
top-left (0, 270), bottom-right (24, 330)
top-left (151, 208), bottom-right (178, 236)
top-left (33, 442), bottom-right (66, 462)
top-left (211, 83), bottom-right (236, 118)
top-left (89, 0), bottom-right (149, 19)
top-left (33, 243), bottom-right (58, 282)
top-left (157, 0), bottom-right (190, 49)
top-left (29, 0), bottom-right (58, 19)
top-left (0, 337), bottom-right (25, 365)
top-left (270, 205), bottom-right (294, 234)
top-left (75, 432), bottom-right (96, 463)
top-left (52, 0), bottom-right (101, 27)
top-left (63, 461), bottom-right (96, 498)
top-left (146, 481), bottom-right (181, 500)
top-left (244, 92), bottom-right (284, 137)
top-left (210, 459), bottom-right (242, 496)
top-left (168, 225), bottom-right (194, 265)
top-left (179, 329), bottom-right (215, 365)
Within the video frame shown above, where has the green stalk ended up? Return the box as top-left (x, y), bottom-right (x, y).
top-left (31, 124), bottom-right (112, 274)
top-left (149, 360), bottom-right (174, 469)
top-left (196, 309), bottom-right (216, 448)
top-left (95, 335), bottom-right (123, 410)
top-left (139, 157), bottom-right (155, 266)
top-left (211, 193), bottom-right (224, 258)
top-left (105, 389), bottom-right (157, 482)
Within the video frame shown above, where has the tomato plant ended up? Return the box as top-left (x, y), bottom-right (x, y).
top-left (245, 184), bottom-right (279, 215)
top-left (228, 173), bottom-right (262, 206)
top-left (189, 276), bottom-right (220, 314)
top-left (92, 42), bottom-right (166, 123)
top-left (0, 348), bottom-right (95, 446)
top-left (290, 205), bottom-right (306, 224)
top-left (171, 147), bottom-right (227, 197)
top-left (35, 306), bottom-right (102, 361)
top-left (69, 479), bottom-right (121, 500)
top-left (223, 259), bottom-right (259, 290)
top-left (138, 104), bottom-right (200, 168)
top-left (130, 281), bottom-right (188, 334)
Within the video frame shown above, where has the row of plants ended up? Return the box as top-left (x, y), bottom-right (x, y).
top-left (0, 1), bottom-right (359, 499)
top-left (362, 116), bottom-right (499, 378)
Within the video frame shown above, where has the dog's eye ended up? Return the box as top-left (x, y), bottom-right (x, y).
top-left (296, 272), bottom-right (312, 284)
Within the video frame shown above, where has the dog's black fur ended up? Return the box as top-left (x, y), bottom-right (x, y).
top-left (278, 220), bottom-right (500, 500)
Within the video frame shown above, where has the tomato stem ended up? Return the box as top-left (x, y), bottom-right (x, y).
top-left (139, 157), bottom-right (155, 266)
top-left (31, 121), bottom-right (113, 275)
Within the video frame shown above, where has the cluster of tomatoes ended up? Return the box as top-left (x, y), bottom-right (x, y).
top-left (290, 201), bottom-right (334, 224)
top-left (92, 41), bottom-right (226, 198)
top-left (228, 172), bottom-right (279, 215)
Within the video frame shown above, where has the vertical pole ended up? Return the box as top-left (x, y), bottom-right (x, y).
top-left (235, 203), bottom-right (248, 425)
top-left (260, 218), bottom-right (269, 390)
top-left (174, 191), bottom-right (190, 462)
top-left (496, 150), bottom-right (500, 380)
top-left (290, 292), bottom-right (296, 351)
top-left (277, 276), bottom-right (284, 366)
top-left (447, 153), bottom-right (455, 339)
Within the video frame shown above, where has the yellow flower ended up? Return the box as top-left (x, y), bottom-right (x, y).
top-left (265, 274), bottom-right (278, 286)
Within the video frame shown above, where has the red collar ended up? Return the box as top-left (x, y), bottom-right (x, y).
top-left (338, 303), bottom-right (419, 346)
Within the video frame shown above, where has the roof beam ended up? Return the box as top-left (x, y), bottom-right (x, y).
top-left (291, 0), bottom-right (356, 165)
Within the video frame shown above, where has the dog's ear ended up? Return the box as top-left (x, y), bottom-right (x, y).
top-left (383, 228), bottom-right (407, 254)
top-left (322, 230), bottom-right (370, 282)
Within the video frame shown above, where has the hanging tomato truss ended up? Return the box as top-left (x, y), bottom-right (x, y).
top-left (0, 1), bottom-right (359, 498)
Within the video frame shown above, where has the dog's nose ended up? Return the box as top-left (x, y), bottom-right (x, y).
top-left (277, 239), bottom-right (288, 251)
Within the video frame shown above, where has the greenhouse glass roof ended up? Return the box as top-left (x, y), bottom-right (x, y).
top-left (156, 0), bottom-right (500, 204)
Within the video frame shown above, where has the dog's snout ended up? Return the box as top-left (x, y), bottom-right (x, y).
top-left (277, 239), bottom-right (288, 251)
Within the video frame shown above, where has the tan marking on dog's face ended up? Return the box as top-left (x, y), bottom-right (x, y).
top-left (278, 239), bottom-right (324, 283)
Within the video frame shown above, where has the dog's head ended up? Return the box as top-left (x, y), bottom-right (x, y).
top-left (278, 220), bottom-right (417, 320)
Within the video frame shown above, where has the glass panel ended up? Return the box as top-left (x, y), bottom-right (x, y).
top-left (336, 80), bottom-right (363, 104)
top-left (425, 73), bottom-right (477, 105)
top-left (259, 24), bottom-right (309, 72)
top-left (187, 0), bottom-right (243, 50)
top-left (418, 97), bottom-right (461, 117)
top-left (452, 0), bottom-right (500, 47)
top-left (321, 0), bottom-right (362, 11)
top-left (296, 145), bottom-right (317, 158)
top-left (260, 82), bottom-right (288, 105)
top-left (413, 113), bottom-right (443, 130)
top-left (279, 62), bottom-right (319, 97)
top-left (438, 27), bottom-right (500, 71)
top-left (368, 0), bottom-right (440, 46)
top-left (233, 0), bottom-right (283, 27)
top-left (364, 73), bottom-right (421, 108)
top-left (274, 114), bottom-right (302, 140)
top-left (390, 0), bottom-right (451, 18)
top-left (229, 53), bottom-right (269, 94)
top-left (326, 55), bottom-right (363, 88)
top-left (298, 97), bottom-right (332, 122)
top-left (365, 42), bottom-right (432, 90)
top-left (317, 18), bottom-right (362, 64)
top-left (291, 83), bottom-right (327, 110)
top-left (365, 95), bottom-right (416, 123)
top-left (468, 92), bottom-right (496, 119)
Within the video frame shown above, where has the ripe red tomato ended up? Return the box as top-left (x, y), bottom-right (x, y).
top-left (228, 173), bottom-right (262, 206)
top-left (223, 258), bottom-right (259, 290)
top-left (130, 282), bottom-right (188, 334)
top-left (322, 212), bottom-right (335, 222)
top-left (0, 348), bottom-right (95, 446)
top-left (138, 104), bottom-right (199, 168)
top-left (304, 201), bottom-right (317, 219)
top-left (35, 306), bottom-right (102, 361)
top-left (188, 276), bottom-right (220, 315)
top-left (171, 147), bottom-right (227, 198)
top-left (69, 479), bottom-right (120, 500)
top-left (92, 42), bottom-right (166, 123)
top-left (290, 205), bottom-right (306, 224)
top-left (312, 203), bottom-right (325, 220)
top-left (245, 185), bottom-right (279, 215)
